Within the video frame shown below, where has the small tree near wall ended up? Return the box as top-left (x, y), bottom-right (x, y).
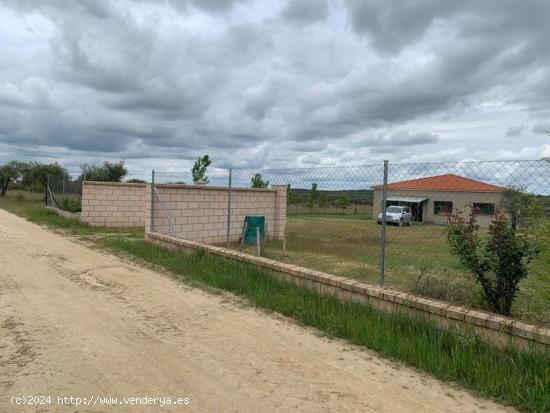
top-left (23, 162), bottom-right (68, 191)
top-left (192, 155), bottom-right (211, 184)
top-left (447, 209), bottom-right (539, 315)
top-left (251, 173), bottom-right (269, 188)
top-left (80, 161), bottom-right (127, 182)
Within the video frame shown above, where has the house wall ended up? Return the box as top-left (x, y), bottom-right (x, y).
top-left (145, 183), bottom-right (287, 244)
top-left (372, 189), bottom-right (504, 227)
top-left (81, 182), bottom-right (147, 227)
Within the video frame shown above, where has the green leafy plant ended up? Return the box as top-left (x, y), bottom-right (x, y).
top-left (22, 161), bottom-right (68, 192)
top-left (191, 155), bottom-right (211, 184)
top-left (307, 183), bottom-right (319, 211)
top-left (80, 161), bottom-right (127, 182)
top-left (447, 208), bottom-right (539, 315)
top-left (317, 192), bottom-right (329, 208)
top-left (251, 173), bottom-right (269, 188)
top-left (501, 185), bottom-right (545, 230)
top-left (335, 193), bottom-right (352, 214)
top-left (0, 161), bottom-right (25, 196)
top-left (286, 184), bottom-right (299, 213)
top-left (61, 198), bottom-right (82, 213)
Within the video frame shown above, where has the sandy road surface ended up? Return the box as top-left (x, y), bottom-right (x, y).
top-left (0, 209), bottom-right (514, 413)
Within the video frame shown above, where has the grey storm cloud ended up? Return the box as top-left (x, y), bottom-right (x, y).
top-left (0, 0), bottom-right (549, 177)
top-left (389, 131), bottom-right (439, 145)
top-left (506, 125), bottom-right (524, 137)
top-left (281, 0), bottom-right (328, 24)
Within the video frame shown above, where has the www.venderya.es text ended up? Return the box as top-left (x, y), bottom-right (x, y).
top-left (10, 395), bottom-right (191, 408)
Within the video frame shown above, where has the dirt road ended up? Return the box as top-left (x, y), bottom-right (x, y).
top-left (0, 209), bottom-right (514, 412)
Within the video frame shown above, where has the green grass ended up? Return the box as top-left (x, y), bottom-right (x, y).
top-left (1, 191), bottom-right (550, 411)
top-left (287, 212), bottom-right (373, 220)
top-left (247, 216), bottom-right (550, 326)
top-left (100, 238), bottom-right (550, 413)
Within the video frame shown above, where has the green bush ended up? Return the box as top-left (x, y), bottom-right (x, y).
top-left (61, 198), bottom-right (82, 213)
top-left (447, 209), bottom-right (539, 315)
top-left (80, 161), bottom-right (127, 182)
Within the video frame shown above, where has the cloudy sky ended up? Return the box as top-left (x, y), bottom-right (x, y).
top-left (0, 0), bottom-right (549, 177)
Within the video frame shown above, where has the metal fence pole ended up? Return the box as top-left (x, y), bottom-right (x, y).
top-left (151, 170), bottom-right (155, 233)
top-left (226, 168), bottom-right (232, 248)
top-left (379, 160), bottom-right (389, 287)
top-left (256, 226), bottom-right (261, 256)
top-left (46, 174), bottom-right (50, 206)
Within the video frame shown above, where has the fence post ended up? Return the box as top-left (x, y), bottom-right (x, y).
top-left (226, 168), bottom-right (232, 248)
top-left (151, 170), bottom-right (155, 233)
top-left (46, 174), bottom-right (50, 206)
top-left (62, 174), bottom-right (66, 204)
top-left (256, 226), bottom-right (261, 256)
top-left (379, 160), bottom-right (389, 287)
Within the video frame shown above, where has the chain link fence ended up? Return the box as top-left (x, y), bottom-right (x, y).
top-left (151, 159), bottom-right (550, 324)
top-left (46, 174), bottom-right (82, 213)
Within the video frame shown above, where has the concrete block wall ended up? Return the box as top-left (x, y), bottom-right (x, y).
top-left (145, 183), bottom-right (287, 244)
top-left (81, 182), bottom-right (147, 227)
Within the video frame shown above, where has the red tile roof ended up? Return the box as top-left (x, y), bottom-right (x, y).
top-left (372, 173), bottom-right (505, 192)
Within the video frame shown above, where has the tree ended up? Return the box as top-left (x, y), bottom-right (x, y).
top-left (126, 178), bottom-right (147, 184)
top-left (0, 161), bottom-right (25, 196)
top-left (251, 173), bottom-right (269, 188)
top-left (191, 155), bottom-right (211, 184)
top-left (80, 161), bottom-right (127, 182)
top-left (22, 162), bottom-right (68, 192)
top-left (317, 192), bottom-right (329, 208)
top-left (287, 184), bottom-right (299, 213)
top-left (500, 186), bottom-right (545, 230)
top-left (447, 209), bottom-right (539, 315)
top-left (307, 183), bottom-right (319, 211)
top-left (336, 194), bottom-right (352, 214)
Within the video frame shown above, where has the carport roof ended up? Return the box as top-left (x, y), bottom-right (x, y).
top-left (387, 197), bottom-right (428, 203)
top-left (372, 173), bottom-right (505, 192)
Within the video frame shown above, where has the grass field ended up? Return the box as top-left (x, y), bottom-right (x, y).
top-left (1, 191), bottom-right (549, 412)
top-left (240, 214), bottom-right (550, 326)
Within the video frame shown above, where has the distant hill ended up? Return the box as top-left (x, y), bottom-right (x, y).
top-left (289, 189), bottom-right (374, 205)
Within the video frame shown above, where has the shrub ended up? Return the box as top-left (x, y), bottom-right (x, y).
top-left (251, 173), bottom-right (269, 188)
top-left (80, 161), bottom-right (127, 182)
top-left (447, 208), bottom-right (539, 315)
top-left (501, 185), bottom-right (545, 230)
top-left (62, 198), bottom-right (82, 213)
top-left (22, 161), bottom-right (68, 192)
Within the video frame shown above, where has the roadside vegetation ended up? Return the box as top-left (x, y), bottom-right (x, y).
top-left (0, 191), bottom-right (549, 412)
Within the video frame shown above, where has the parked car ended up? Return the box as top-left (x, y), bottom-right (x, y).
top-left (377, 206), bottom-right (412, 226)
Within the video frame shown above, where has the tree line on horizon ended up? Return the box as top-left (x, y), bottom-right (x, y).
top-left (0, 160), bottom-right (131, 197)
